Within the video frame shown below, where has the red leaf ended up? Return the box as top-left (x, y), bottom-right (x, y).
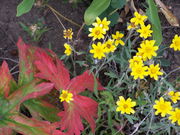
top-left (0, 61), bottom-right (14, 97)
top-left (8, 114), bottom-right (58, 135)
top-left (17, 37), bottom-right (42, 85)
top-left (8, 80), bottom-right (54, 106)
top-left (52, 130), bottom-right (66, 135)
top-left (58, 95), bottom-right (98, 135)
top-left (0, 127), bottom-right (12, 135)
top-left (34, 48), bottom-right (105, 134)
top-left (35, 50), bottom-right (70, 90)
top-left (67, 70), bottom-right (104, 94)
top-left (21, 82), bottom-right (54, 103)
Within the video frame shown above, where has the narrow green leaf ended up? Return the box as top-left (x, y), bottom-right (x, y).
top-left (17, 0), bottom-right (35, 17)
top-left (146, 0), bottom-right (162, 46)
top-left (23, 99), bottom-right (60, 122)
top-left (84, 0), bottom-right (111, 25)
top-left (108, 12), bottom-right (119, 26)
top-left (111, 0), bottom-right (126, 9)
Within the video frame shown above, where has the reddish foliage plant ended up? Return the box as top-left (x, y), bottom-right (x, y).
top-left (35, 50), bottom-right (105, 135)
top-left (0, 38), bottom-right (60, 135)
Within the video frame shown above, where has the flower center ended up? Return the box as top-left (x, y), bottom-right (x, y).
top-left (95, 30), bottom-right (100, 35)
top-left (159, 103), bottom-right (166, 110)
top-left (123, 104), bottom-right (128, 109)
top-left (96, 48), bottom-right (102, 54)
top-left (62, 93), bottom-right (68, 99)
top-left (145, 47), bottom-right (152, 53)
top-left (150, 68), bottom-right (157, 74)
top-left (136, 68), bottom-right (142, 74)
top-left (106, 44), bottom-right (111, 49)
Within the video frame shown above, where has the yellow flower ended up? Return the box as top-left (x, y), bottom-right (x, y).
top-left (153, 97), bottom-right (172, 117)
top-left (137, 24), bottom-right (153, 39)
top-left (130, 12), bottom-right (147, 26)
top-left (90, 42), bottom-right (106, 59)
top-left (169, 108), bottom-right (180, 125)
top-left (129, 56), bottom-right (143, 69)
top-left (64, 43), bottom-right (72, 56)
top-left (116, 96), bottom-right (136, 114)
top-left (92, 17), bottom-right (110, 32)
top-left (170, 34), bottom-right (180, 51)
top-left (104, 39), bottom-right (116, 53)
top-left (112, 31), bottom-right (125, 46)
top-left (130, 64), bottom-right (148, 80)
top-left (168, 91), bottom-right (180, 103)
top-left (88, 25), bottom-right (106, 41)
top-left (59, 90), bottom-right (73, 103)
top-left (127, 22), bottom-right (138, 30)
top-left (147, 64), bottom-right (163, 80)
top-left (63, 28), bottom-right (73, 39)
top-left (138, 40), bottom-right (158, 60)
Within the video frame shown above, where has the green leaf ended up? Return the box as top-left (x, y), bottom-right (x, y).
top-left (84, 0), bottom-right (111, 25)
top-left (17, 0), bottom-right (35, 17)
top-left (108, 12), bottom-right (119, 26)
top-left (23, 99), bottom-right (60, 122)
top-left (159, 58), bottom-right (170, 67)
top-left (124, 114), bottom-right (138, 124)
top-left (100, 91), bottom-right (115, 105)
top-left (146, 0), bottom-right (162, 46)
top-left (111, 0), bottom-right (126, 9)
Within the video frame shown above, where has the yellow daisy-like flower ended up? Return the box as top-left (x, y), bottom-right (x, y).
top-left (64, 43), bottom-right (72, 56)
top-left (127, 22), bottom-right (138, 30)
top-left (169, 108), bottom-right (180, 125)
top-left (104, 39), bottom-right (116, 53)
top-left (59, 90), bottom-right (73, 103)
top-left (137, 24), bottom-right (153, 39)
top-left (116, 96), bottom-right (136, 114)
top-left (129, 56), bottom-right (143, 69)
top-left (153, 97), bottom-right (172, 117)
top-left (112, 31), bottom-right (125, 46)
top-left (147, 64), bottom-right (163, 80)
top-left (92, 17), bottom-right (111, 32)
top-left (88, 25), bottom-right (106, 41)
top-left (130, 12), bottom-right (147, 26)
top-left (170, 34), bottom-right (180, 51)
top-left (130, 64), bottom-right (148, 80)
top-left (63, 28), bottom-right (73, 39)
top-left (90, 42), bottom-right (106, 59)
top-left (168, 91), bottom-right (180, 103)
top-left (138, 40), bottom-right (158, 60)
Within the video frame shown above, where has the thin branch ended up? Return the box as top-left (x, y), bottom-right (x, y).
top-left (0, 57), bottom-right (18, 63)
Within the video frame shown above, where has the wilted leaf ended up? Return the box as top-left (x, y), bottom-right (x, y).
top-left (155, 0), bottom-right (179, 26)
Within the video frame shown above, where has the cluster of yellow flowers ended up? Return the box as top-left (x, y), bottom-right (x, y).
top-left (116, 96), bottom-right (136, 114)
top-left (127, 12), bottom-right (163, 80)
top-left (153, 91), bottom-right (180, 125)
top-left (128, 12), bottom-right (153, 39)
top-left (88, 17), bottom-right (125, 59)
top-left (63, 28), bottom-right (73, 56)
